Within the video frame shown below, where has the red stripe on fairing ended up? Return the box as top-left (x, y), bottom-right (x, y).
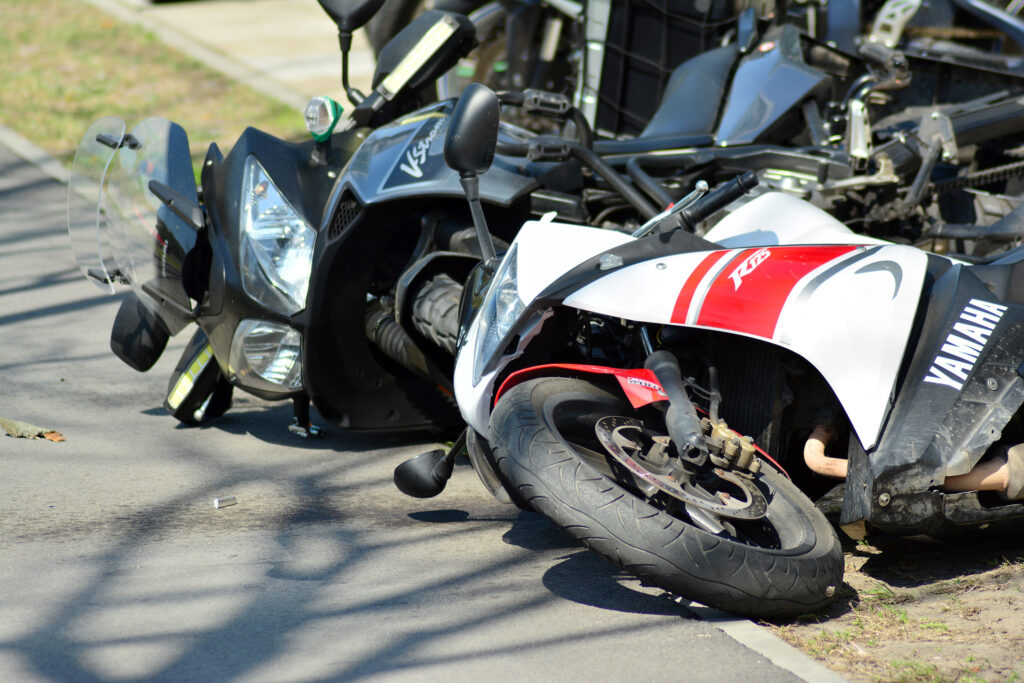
top-left (694, 245), bottom-right (858, 339)
top-left (494, 363), bottom-right (667, 408)
top-left (670, 251), bottom-right (731, 323)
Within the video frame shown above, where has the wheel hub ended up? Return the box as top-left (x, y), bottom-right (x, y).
top-left (595, 416), bottom-right (768, 520)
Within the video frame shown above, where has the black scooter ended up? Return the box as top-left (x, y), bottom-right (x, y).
top-left (67, 0), bottom-right (484, 433)
top-left (66, 0), bottom-right (612, 435)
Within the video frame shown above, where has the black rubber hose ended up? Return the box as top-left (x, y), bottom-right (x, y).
top-left (626, 157), bottom-right (675, 209)
top-left (644, 350), bottom-right (705, 453)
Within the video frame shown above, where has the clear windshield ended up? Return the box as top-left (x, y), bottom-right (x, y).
top-left (67, 116), bottom-right (126, 294)
top-left (68, 116), bottom-right (200, 333)
top-left (104, 116), bottom-right (198, 324)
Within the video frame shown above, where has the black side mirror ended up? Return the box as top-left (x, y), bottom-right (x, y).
top-left (444, 83), bottom-right (500, 262)
top-left (317, 0), bottom-right (385, 32)
top-left (444, 83), bottom-right (500, 177)
top-left (319, 0), bottom-right (387, 105)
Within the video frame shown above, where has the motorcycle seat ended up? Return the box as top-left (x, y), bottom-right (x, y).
top-left (591, 43), bottom-right (740, 156)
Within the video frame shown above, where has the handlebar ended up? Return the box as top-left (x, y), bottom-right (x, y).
top-left (675, 171), bottom-right (758, 232)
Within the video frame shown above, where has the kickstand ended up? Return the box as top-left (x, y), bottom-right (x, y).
top-left (288, 394), bottom-right (322, 438)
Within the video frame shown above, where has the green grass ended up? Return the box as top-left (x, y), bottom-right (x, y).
top-left (0, 0), bottom-right (307, 166)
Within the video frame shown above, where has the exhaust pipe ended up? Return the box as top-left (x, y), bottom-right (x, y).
top-left (803, 424), bottom-right (1024, 500)
top-left (803, 424), bottom-right (848, 479)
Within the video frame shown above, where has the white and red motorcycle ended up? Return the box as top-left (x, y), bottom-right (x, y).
top-left (398, 84), bottom-right (1024, 618)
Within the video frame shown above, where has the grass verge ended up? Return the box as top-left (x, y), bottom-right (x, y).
top-left (767, 534), bottom-right (1024, 682)
top-left (0, 0), bottom-right (307, 167)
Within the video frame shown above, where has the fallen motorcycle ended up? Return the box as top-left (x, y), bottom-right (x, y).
top-left (66, 0), bottom-right (486, 431)
top-left (66, 0), bottom-right (638, 434)
top-left (433, 8), bottom-right (1024, 253)
top-left (583, 21), bottom-right (1024, 251)
top-left (374, 0), bottom-right (1024, 141)
top-left (398, 84), bottom-right (1024, 618)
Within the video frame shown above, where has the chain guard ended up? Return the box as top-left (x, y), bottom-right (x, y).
top-left (594, 416), bottom-right (768, 521)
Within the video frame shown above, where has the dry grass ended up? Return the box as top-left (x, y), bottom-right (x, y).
top-left (768, 534), bottom-right (1024, 682)
top-left (0, 0), bottom-right (306, 166)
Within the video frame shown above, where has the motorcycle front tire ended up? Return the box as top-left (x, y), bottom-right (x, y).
top-left (489, 376), bottom-right (843, 619)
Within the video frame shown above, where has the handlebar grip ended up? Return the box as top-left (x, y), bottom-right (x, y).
top-left (494, 141), bottom-right (528, 156)
top-left (858, 41), bottom-right (896, 66)
top-left (677, 171), bottom-right (758, 231)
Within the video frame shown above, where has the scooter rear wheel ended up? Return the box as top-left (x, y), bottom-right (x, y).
top-left (489, 376), bottom-right (843, 619)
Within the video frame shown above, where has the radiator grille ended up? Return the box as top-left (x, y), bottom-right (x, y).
top-left (328, 192), bottom-right (361, 241)
top-left (710, 335), bottom-right (781, 453)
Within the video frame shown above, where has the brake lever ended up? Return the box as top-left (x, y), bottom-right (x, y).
top-left (631, 180), bottom-right (709, 238)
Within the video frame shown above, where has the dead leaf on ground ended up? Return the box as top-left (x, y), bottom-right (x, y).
top-left (0, 417), bottom-right (65, 442)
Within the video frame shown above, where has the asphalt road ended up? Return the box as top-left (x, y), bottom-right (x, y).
top-left (0, 140), bottom-right (837, 681)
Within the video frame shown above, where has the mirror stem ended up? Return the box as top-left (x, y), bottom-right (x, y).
top-left (460, 174), bottom-right (497, 262)
top-left (337, 31), bottom-right (365, 105)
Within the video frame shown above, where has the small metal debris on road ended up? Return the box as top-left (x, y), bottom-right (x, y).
top-left (213, 496), bottom-right (237, 509)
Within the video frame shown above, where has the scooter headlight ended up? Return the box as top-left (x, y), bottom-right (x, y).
top-left (472, 243), bottom-right (523, 383)
top-left (240, 156), bottom-right (316, 316)
top-left (228, 319), bottom-right (304, 393)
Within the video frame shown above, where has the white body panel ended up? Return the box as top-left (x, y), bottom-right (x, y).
top-left (455, 193), bottom-right (930, 447)
top-left (566, 244), bottom-right (928, 448)
top-left (514, 219), bottom-right (635, 301)
top-left (705, 191), bottom-right (893, 247)
top-left (454, 219), bottom-right (633, 435)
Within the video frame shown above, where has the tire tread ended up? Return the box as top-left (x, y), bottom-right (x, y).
top-left (490, 377), bottom-right (843, 619)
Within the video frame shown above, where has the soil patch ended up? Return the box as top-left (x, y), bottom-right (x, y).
top-left (769, 530), bottom-right (1024, 682)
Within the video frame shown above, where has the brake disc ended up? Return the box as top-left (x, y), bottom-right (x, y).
top-left (595, 416), bottom-right (768, 520)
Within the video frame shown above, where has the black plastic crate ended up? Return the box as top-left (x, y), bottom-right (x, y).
top-left (587, 0), bottom-right (738, 138)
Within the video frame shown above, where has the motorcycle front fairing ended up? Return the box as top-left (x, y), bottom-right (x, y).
top-left (457, 194), bottom-right (928, 449)
top-left (843, 255), bottom-right (1024, 535)
top-left (197, 124), bottom-right (367, 401)
top-left (338, 100), bottom-right (539, 207)
top-left (454, 219), bottom-right (635, 435)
